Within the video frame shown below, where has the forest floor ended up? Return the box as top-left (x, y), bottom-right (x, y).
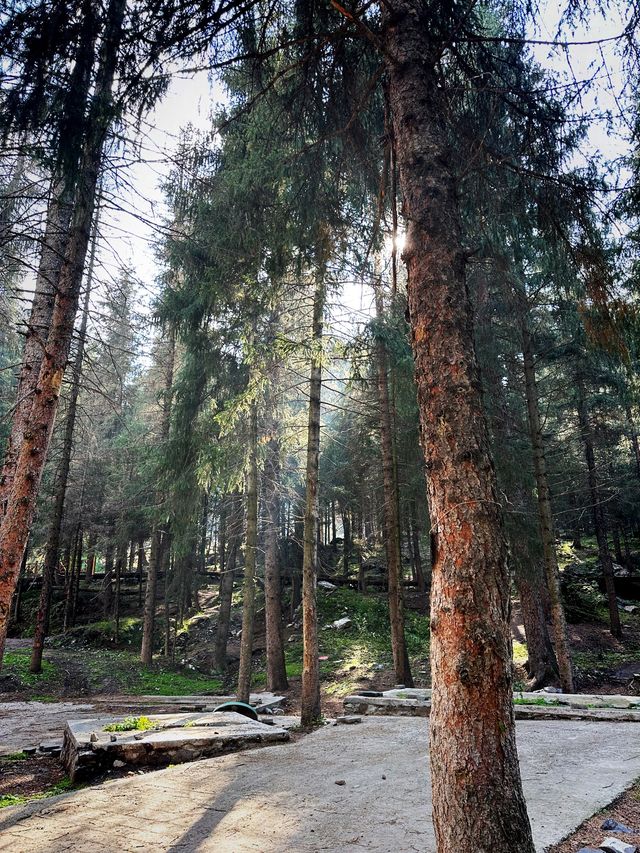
top-left (3, 537), bottom-right (640, 828)
top-left (3, 717), bottom-right (640, 852)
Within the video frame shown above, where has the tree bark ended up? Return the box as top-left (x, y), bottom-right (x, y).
top-left (213, 493), bottom-right (241, 672)
top-left (0, 0), bottom-right (126, 666)
top-left (0, 2), bottom-right (98, 518)
top-left (141, 330), bottom-right (175, 665)
top-left (374, 280), bottom-right (413, 686)
top-left (383, 8), bottom-right (535, 848)
top-left (518, 298), bottom-right (574, 692)
top-left (264, 396), bottom-right (288, 692)
top-left (30, 204), bottom-right (98, 673)
top-left (301, 274), bottom-right (324, 726)
top-left (237, 403), bottom-right (259, 703)
top-left (576, 375), bottom-right (622, 639)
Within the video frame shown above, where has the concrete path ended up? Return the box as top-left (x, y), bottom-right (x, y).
top-left (0, 702), bottom-right (97, 755)
top-left (2, 717), bottom-right (640, 852)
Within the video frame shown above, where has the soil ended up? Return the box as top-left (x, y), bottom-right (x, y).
top-left (548, 783), bottom-right (640, 852)
top-left (0, 756), bottom-right (65, 800)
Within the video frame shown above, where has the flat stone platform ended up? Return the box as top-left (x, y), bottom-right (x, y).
top-left (344, 688), bottom-right (640, 720)
top-left (62, 711), bottom-right (289, 782)
top-left (3, 717), bottom-right (640, 852)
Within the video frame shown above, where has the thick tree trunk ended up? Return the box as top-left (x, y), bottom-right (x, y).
top-left (237, 405), bottom-right (259, 703)
top-left (30, 206), bottom-right (98, 673)
top-left (141, 330), bottom-right (175, 665)
top-left (0, 2), bottom-right (98, 518)
top-left (625, 405), bottom-right (640, 480)
top-left (0, 0), bottom-right (126, 666)
top-left (86, 531), bottom-right (97, 577)
top-left (103, 540), bottom-right (114, 617)
top-left (383, 8), bottom-right (535, 849)
top-left (515, 570), bottom-right (557, 690)
top-left (264, 403), bottom-right (288, 692)
top-left (576, 376), bottom-right (622, 639)
top-left (301, 274), bottom-right (324, 726)
top-left (518, 301), bottom-right (574, 692)
top-left (374, 281), bottom-right (413, 686)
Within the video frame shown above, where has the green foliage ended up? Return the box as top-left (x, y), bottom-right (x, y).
top-left (103, 715), bottom-right (155, 733)
top-left (2, 652), bottom-right (58, 688)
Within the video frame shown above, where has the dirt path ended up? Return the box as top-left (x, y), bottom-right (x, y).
top-left (2, 717), bottom-right (640, 852)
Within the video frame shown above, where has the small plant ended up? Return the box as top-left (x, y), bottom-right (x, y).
top-left (1, 751), bottom-right (29, 761)
top-left (0, 778), bottom-right (74, 810)
top-left (103, 715), bottom-right (156, 733)
top-left (513, 697), bottom-right (561, 707)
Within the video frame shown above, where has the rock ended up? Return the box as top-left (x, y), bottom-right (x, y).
top-left (336, 716), bottom-right (361, 725)
top-left (543, 686), bottom-right (562, 694)
top-left (600, 838), bottom-right (637, 853)
top-left (38, 741), bottom-right (62, 756)
top-left (334, 780), bottom-right (346, 786)
top-left (110, 734), bottom-right (117, 742)
top-left (358, 691), bottom-right (383, 697)
top-left (22, 746), bottom-right (37, 755)
top-left (89, 732), bottom-right (99, 743)
top-left (576, 849), bottom-right (601, 853)
top-left (318, 581), bottom-right (337, 591)
top-left (601, 819), bottom-right (635, 834)
top-left (331, 617), bottom-right (352, 630)
top-left (112, 760), bottom-right (126, 768)
top-left (624, 605), bottom-right (638, 613)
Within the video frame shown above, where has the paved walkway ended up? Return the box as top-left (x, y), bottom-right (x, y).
top-left (2, 717), bottom-right (640, 852)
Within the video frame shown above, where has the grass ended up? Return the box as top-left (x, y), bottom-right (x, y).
top-left (1, 751), bottom-right (29, 761)
top-left (0, 778), bottom-right (75, 810)
top-left (3, 647), bottom-right (224, 699)
top-left (513, 696), bottom-right (561, 707)
top-left (2, 651), bottom-right (58, 688)
top-left (103, 715), bottom-right (155, 733)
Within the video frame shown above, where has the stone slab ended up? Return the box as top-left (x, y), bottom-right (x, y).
top-left (61, 711), bottom-right (289, 782)
top-left (344, 688), bottom-right (640, 720)
top-left (4, 718), bottom-right (640, 852)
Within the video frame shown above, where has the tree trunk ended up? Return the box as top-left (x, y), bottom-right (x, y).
top-left (576, 376), bottom-right (622, 639)
top-left (86, 531), bottom-right (97, 577)
top-left (103, 540), bottom-right (114, 617)
top-left (301, 273), bottom-right (324, 726)
top-left (411, 501), bottom-right (426, 597)
top-left (264, 399), bottom-right (288, 692)
top-left (141, 329), bottom-right (175, 665)
top-left (625, 404), bottom-right (640, 480)
top-left (213, 493), bottom-right (240, 672)
top-left (0, 1), bottom-right (98, 518)
top-left (518, 299), bottom-right (574, 692)
top-left (0, 0), bottom-right (126, 666)
top-left (515, 570), bottom-right (557, 690)
top-left (237, 404), bottom-right (259, 703)
top-left (374, 280), bottom-right (413, 686)
top-left (342, 508), bottom-right (351, 579)
top-left (30, 203), bottom-right (98, 673)
top-left (383, 9), bottom-right (535, 848)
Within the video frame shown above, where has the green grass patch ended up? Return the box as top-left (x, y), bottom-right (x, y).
top-left (0, 778), bottom-right (74, 810)
top-left (513, 696), bottom-right (561, 707)
top-left (104, 715), bottom-right (155, 733)
top-left (2, 651), bottom-right (58, 689)
top-left (1, 751), bottom-right (29, 761)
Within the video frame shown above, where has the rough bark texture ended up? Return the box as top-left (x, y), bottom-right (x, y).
top-left (0, 2), bottom-right (97, 517)
top-left (0, 0), bottom-right (125, 666)
top-left (30, 208), bottom-right (97, 673)
top-left (519, 302), bottom-right (574, 692)
top-left (383, 5), bottom-right (535, 849)
top-left (576, 376), bottom-right (622, 639)
top-left (374, 282), bottom-right (413, 686)
top-left (237, 404), bottom-right (259, 704)
top-left (264, 413), bottom-right (288, 692)
top-left (515, 571), bottom-right (557, 690)
top-left (301, 276), bottom-right (324, 726)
